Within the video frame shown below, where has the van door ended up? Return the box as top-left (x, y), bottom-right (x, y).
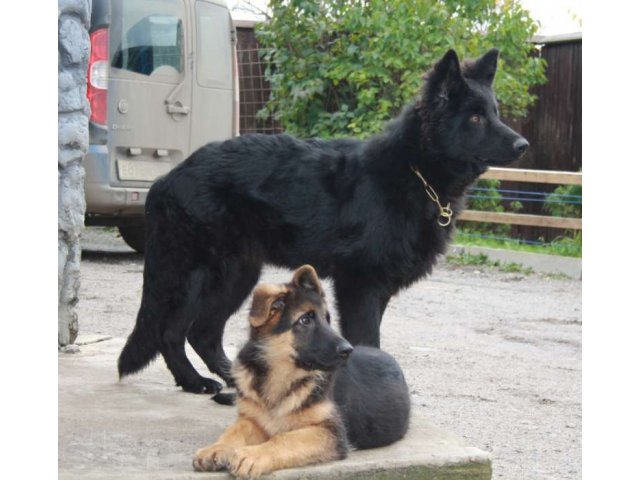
top-left (108, 0), bottom-right (191, 187)
top-left (190, 0), bottom-right (235, 152)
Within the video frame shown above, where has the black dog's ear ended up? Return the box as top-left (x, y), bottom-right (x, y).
top-left (249, 283), bottom-right (288, 328)
top-left (292, 265), bottom-right (324, 296)
top-left (464, 48), bottom-right (499, 85)
top-left (426, 49), bottom-right (466, 104)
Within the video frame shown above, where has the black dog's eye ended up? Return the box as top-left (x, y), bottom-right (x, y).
top-left (297, 311), bottom-right (315, 326)
top-left (470, 114), bottom-right (482, 124)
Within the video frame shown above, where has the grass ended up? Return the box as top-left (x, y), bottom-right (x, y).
top-left (541, 271), bottom-right (572, 280)
top-left (454, 229), bottom-right (582, 258)
top-left (446, 252), bottom-right (534, 275)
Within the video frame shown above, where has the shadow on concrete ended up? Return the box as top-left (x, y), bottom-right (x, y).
top-left (81, 249), bottom-right (143, 264)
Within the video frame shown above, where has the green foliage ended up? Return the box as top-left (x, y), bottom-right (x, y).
top-left (544, 184), bottom-right (582, 218)
top-left (463, 179), bottom-right (523, 235)
top-left (499, 261), bottom-right (534, 275)
top-left (256, 0), bottom-right (546, 138)
top-left (447, 252), bottom-right (497, 267)
top-left (446, 252), bottom-right (533, 274)
top-left (548, 232), bottom-right (582, 257)
top-left (541, 183), bottom-right (582, 255)
top-left (454, 228), bottom-right (582, 258)
top-left (467, 179), bottom-right (504, 212)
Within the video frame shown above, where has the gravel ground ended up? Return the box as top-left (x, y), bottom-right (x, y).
top-left (77, 227), bottom-right (581, 480)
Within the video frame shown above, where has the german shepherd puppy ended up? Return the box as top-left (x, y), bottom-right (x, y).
top-left (118, 48), bottom-right (528, 394)
top-left (192, 265), bottom-right (410, 477)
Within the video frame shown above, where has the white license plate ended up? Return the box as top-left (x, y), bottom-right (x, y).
top-left (117, 159), bottom-right (173, 182)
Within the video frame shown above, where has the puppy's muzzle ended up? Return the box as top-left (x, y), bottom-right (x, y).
top-left (337, 341), bottom-right (354, 359)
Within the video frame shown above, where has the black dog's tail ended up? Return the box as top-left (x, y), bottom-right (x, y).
top-left (118, 316), bottom-right (159, 378)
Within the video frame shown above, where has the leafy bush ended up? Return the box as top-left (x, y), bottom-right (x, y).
top-left (544, 184), bottom-right (582, 218)
top-left (549, 232), bottom-right (582, 257)
top-left (462, 179), bottom-right (523, 235)
top-left (256, 0), bottom-right (546, 138)
top-left (542, 183), bottom-right (582, 255)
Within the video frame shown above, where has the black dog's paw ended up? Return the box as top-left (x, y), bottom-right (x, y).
top-left (211, 391), bottom-right (237, 406)
top-left (181, 377), bottom-right (223, 395)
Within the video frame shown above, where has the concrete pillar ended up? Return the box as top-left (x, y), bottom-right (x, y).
top-left (58, 0), bottom-right (91, 345)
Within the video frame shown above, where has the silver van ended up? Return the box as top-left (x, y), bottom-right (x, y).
top-left (85, 0), bottom-right (238, 251)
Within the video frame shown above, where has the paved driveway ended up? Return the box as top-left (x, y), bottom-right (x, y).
top-left (73, 227), bottom-right (581, 479)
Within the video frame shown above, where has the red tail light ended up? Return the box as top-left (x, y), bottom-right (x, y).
top-left (87, 28), bottom-right (109, 126)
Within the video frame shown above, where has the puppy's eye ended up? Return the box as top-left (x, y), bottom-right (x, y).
top-left (297, 311), bottom-right (315, 326)
top-left (470, 114), bottom-right (482, 124)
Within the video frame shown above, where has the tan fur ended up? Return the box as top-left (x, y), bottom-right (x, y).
top-left (227, 424), bottom-right (339, 478)
top-left (195, 362), bottom-right (341, 477)
top-left (238, 398), bottom-right (336, 438)
top-left (231, 332), bottom-right (315, 412)
top-left (248, 284), bottom-right (288, 328)
top-left (193, 266), bottom-right (345, 478)
top-left (259, 332), bottom-right (307, 407)
top-left (192, 416), bottom-right (268, 472)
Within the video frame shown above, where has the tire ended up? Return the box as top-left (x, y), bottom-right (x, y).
top-left (118, 224), bottom-right (146, 253)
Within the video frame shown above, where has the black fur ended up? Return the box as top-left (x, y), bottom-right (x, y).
top-left (333, 346), bottom-right (411, 449)
top-left (118, 48), bottom-right (528, 393)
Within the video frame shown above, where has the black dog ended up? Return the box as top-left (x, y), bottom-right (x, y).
top-left (118, 48), bottom-right (528, 394)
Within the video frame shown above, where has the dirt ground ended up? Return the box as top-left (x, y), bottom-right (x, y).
top-left (75, 227), bottom-right (581, 480)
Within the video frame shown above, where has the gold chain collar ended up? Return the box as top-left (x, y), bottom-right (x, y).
top-left (410, 164), bottom-right (453, 227)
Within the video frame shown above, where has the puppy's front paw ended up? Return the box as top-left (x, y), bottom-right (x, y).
top-left (228, 447), bottom-right (272, 478)
top-left (192, 443), bottom-right (235, 472)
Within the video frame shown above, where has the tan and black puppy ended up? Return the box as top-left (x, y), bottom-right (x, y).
top-left (192, 265), bottom-right (353, 478)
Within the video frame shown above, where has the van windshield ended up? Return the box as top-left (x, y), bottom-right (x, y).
top-left (111, 0), bottom-right (184, 77)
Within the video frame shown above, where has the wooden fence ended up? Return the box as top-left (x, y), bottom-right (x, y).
top-left (458, 168), bottom-right (582, 230)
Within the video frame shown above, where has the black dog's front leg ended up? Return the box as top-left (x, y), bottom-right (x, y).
top-left (334, 280), bottom-right (391, 347)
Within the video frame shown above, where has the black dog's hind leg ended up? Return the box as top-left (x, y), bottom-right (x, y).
top-left (334, 278), bottom-right (391, 347)
top-left (160, 328), bottom-right (223, 394)
top-left (188, 313), bottom-right (233, 386)
top-left (187, 262), bottom-right (262, 386)
top-left (157, 268), bottom-right (223, 394)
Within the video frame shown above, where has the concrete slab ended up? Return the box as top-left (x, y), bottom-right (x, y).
top-left (59, 338), bottom-right (491, 479)
top-left (449, 244), bottom-right (582, 279)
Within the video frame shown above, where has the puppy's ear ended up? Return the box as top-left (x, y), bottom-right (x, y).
top-left (464, 48), bottom-right (499, 85)
top-left (425, 49), bottom-right (466, 105)
top-left (248, 284), bottom-right (288, 328)
top-left (292, 265), bottom-right (324, 296)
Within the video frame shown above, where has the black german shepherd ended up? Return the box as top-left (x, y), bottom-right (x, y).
top-left (118, 48), bottom-right (528, 394)
top-left (192, 266), bottom-right (410, 477)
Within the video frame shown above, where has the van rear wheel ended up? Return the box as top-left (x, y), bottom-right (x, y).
top-left (118, 224), bottom-right (146, 253)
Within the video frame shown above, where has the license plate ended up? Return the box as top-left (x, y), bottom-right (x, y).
top-left (117, 159), bottom-right (173, 182)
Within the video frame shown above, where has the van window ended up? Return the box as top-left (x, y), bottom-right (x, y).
top-left (195, 1), bottom-right (232, 89)
top-left (111, 0), bottom-right (184, 77)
